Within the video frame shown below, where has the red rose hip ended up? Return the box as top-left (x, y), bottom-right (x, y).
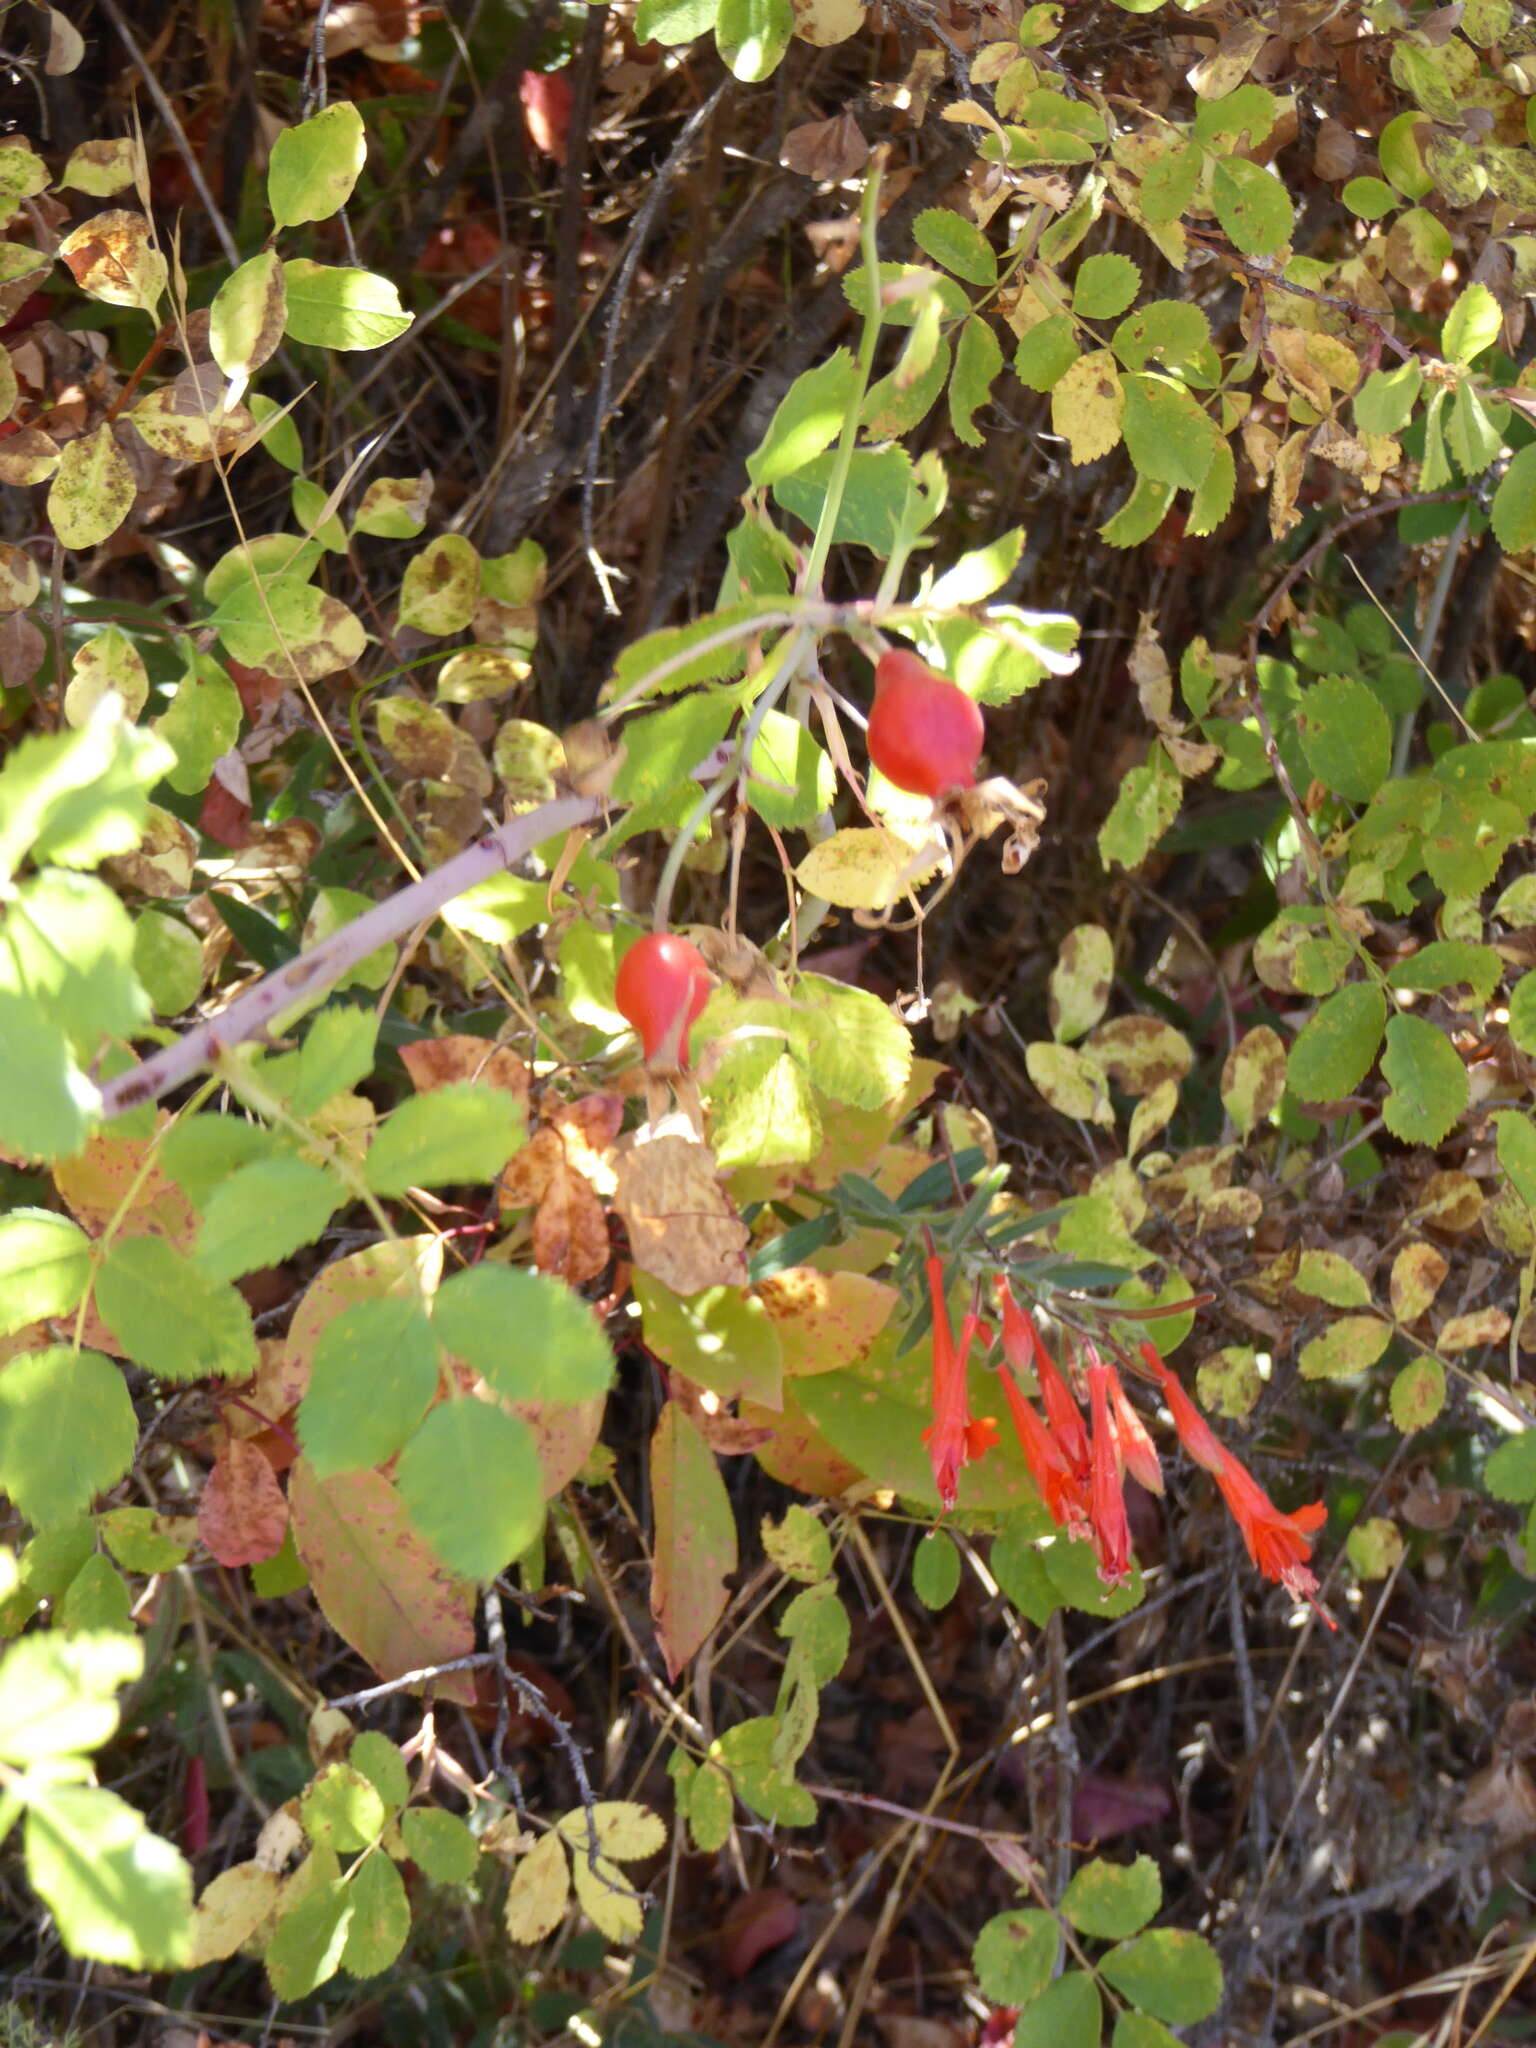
top-left (615, 932), bottom-right (712, 1067)
top-left (867, 649), bottom-right (985, 797)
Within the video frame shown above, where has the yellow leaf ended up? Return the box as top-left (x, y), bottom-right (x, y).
top-left (189, 1862), bottom-right (281, 1966)
top-left (557, 1801), bottom-right (667, 1862)
top-left (503, 1830), bottom-right (570, 1944)
top-left (1051, 348), bottom-right (1124, 464)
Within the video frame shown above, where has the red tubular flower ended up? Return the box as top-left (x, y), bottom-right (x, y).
top-left (1142, 1341), bottom-right (1226, 1476)
top-left (1213, 1447), bottom-right (1335, 1628)
top-left (996, 1362), bottom-right (1091, 1536)
top-left (997, 1282), bottom-right (1090, 1478)
top-left (1108, 1369), bottom-right (1164, 1497)
top-left (1085, 1356), bottom-right (1133, 1586)
top-left (922, 1255), bottom-right (999, 1511)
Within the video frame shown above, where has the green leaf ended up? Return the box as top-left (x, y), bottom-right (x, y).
top-left (209, 249), bottom-right (286, 382)
top-left (1495, 1110), bottom-right (1536, 1214)
top-left (912, 207), bottom-right (998, 286)
top-left (1341, 175), bottom-right (1398, 219)
top-left (746, 708), bottom-right (836, 829)
top-left (708, 1042), bottom-right (822, 1167)
top-left (265, 1874), bottom-right (353, 1999)
top-left (1486, 1431), bottom-right (1536, 1502)
top-left (1014, 1971), bottom-right (1101, 2048)
top-left (1100, 475), bottom-right (1177, 549)
top-left (991, 1527), bottom-right (1062, 1625)
top-left (0, 708), bottom-right (174, 882)
top-left (195, 1158), bottom-right (345, 1281)
top-left (1380, 1012), bottom-right (1469, 1145)
top-left (779, 1579), bottom-right (849, 1682)
top-left (1293, 1249), bottom-right (1371, 1309)
top-left (1355, 358), bottom-right (1422, 435)
top-left (1014, 315), bottom-right (1080, 392)
top-left (950, 314), bottom-right (1004, 446)
top-left (1295, 675), bottom-right (1391, 801)
top-left (1448, 380), bottom-right (1504, 477)
top-left (1390, 1355), bottom-right (1446, 1431)
top-left (1442, 281), bottom-right (1502, 365)
top-left (1073, 251), bottom-right (1140, 318)
top-left (1113, 2014), bottom-right (1186, 2048)
top-left (282, 260), bottom-right (411, 351)
top-left (714, 0), bottom-right (791, 80)
top-left (395, 1398), bottom-right (544, 1581)
top-left (364, 1082), bottom-right (524, 1196)
top-left (972, 1908), bottom-right (1059, 2004)
top-left (289, 1004), bottom-right (378, 1117)
top-left (1210, 155), bottom-right (1292, 255)
top-left (48, 423), bottom-right (135, 550)
top-left (1492, 443), bottom-right (1536, 553)
top-left (1287, 982), bottom-right (1385, 1104)
top-left (399, 1808), bottom-right (480, 1884)
top-left (912, 1528), bottom-right (961, 1610)
top-left (0, 1347), bottom-right (136, 1527)
top-left (790, 974), bottom-right (912, 1109)
top-left (94, 1235), bottom-right (257, 1382)
top-left (269, 102), bottom-right (367, 227)
top-left (159, 1113), bottom-right (285, 1205)
top-left (636, 0), bottom-right (719, 38)
top-left (634, 1273), bottom-right (781, 1406)
top-left (1298, 1314), bottom-right (1393, 1381)
top-left (297, 1298), bottom-right (441, 1477)
top-left (0, 1209), bottom-right (90, 1340)
top-left (398, 533), bottom-right (481, 635)
top-left (1120, 372), bottom-right (1220, 489)
top-left (1099, 741), bottom-right (1182, 868)
top-left (762, 1504), bottom-right (833, 1584)
top-left (2, 868), bottom-right (145, 1049)
top-left (1100, 1929), bottom-right (1223, 2025)
top-left (25, 1785), bottom-right (192, 1968)
top-left (433, 1264), bottom-right (614, 1405)
top-left (303, 1762), bottom-right (387, 1853)
top-left (1061, 1854), bottom-right (1162, 1938)
top-left (0, 995), bottom-right (98, 1160)
top-left (208, 570), bottom-right (366, 679)
top-left (774, 445), bottom-right (917, 553)
top-left (133, 910), bottom-right (203, 1016)
top-left (349, 1730), bottom-right (409, 1811)
top-left (1385, 940), bottom-right (1501, 1004)
top-left (0, 1630), bottom-right (141, 1762)
top-left (612, 691), bottom-right (738, 807)
top-left (341, 1849), bottom-right (410, 1979)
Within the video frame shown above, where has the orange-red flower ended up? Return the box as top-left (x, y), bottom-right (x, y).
top-left (922, 1254), bottom-right (998, 1511)
top-left (1085, 1354), bottom-right (1133, 1586)
top-left (998, 1283), bottom-right (1089, 1476)
top-left (1213, 1447), bottom-right (1334, 1627)
top-left (1144, 1342), bottom-right (1334, 1626)
top-left (1142, 1341), bottom-right (1225, 1476)
top-left (1107, 1368), bottom-right (1164, 1497)
top-left (996, 1359), bottom-right (1091, 1537)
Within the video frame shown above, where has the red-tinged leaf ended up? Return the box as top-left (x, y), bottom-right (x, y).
top-left (287, 1459), bottom-right (477, 1705)
top-left (718, 1887), bottom-right (801, 1978)
top-left (197, 756), bottom-right (254, 850)
top-left (198, 1436), bottom-right (289, 1567)
top-left (649, 1399), bottom-right (737, 1680)
top-left (520, 71), bottom-right (573, 162)
top-left (1071, 1770), bottom-right (1173, 1843)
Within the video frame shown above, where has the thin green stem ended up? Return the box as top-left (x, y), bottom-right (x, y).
top-left (799, 161), bottom-right (885, 598)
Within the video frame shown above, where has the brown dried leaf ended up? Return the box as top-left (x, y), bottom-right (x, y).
top-left (198, 1437), bottom-right (289, 1567)
top-left (612, 1125), bottom-right (749, 1294)
top-left (400, 1036), bottom-right (530, 1112)
top-left (780, 114), bottom-right (870, 182)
